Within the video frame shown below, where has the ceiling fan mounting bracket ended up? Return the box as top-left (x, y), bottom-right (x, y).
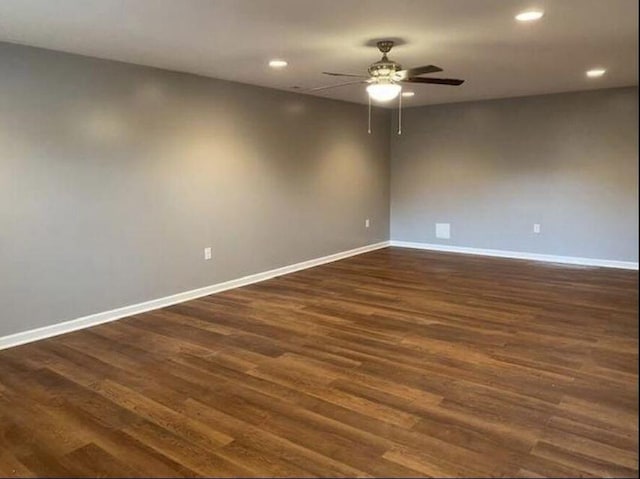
top-left (376, 40), bottom-right (395, 54)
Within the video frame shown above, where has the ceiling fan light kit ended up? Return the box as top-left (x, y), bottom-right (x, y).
top-left (366, 82), bottom-right (402, 102)
top-left (314, 40), bottom-right (465, 134)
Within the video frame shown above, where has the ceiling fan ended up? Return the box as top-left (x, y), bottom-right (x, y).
top-left (310, 40), bottom-right (465, 102)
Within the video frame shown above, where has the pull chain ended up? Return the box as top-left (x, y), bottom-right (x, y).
top-left (367, 95), bottom-right (372, 134)
top-left (398, 93), bottom-right (402, 135)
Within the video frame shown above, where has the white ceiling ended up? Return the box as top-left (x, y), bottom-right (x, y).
top-left (0, 0), bottom-right (637, 107)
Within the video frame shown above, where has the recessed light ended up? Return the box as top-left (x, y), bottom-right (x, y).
top-left (586, 68), bottom-right (606, 78)
top-left (515, 10), bottom-right (544, 22)
top-left (269, 59), bottom-right (288, 68)
top-left (402, 91), bottom-right (415, 97)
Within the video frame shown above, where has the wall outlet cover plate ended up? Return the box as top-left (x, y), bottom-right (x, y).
top-left (436, 223), bottom-right (451, 239)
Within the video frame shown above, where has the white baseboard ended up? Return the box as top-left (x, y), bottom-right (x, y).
top-left (390, 240), bottom-right (639, 270)
top-left (0, 241), bottom-right (390, 350)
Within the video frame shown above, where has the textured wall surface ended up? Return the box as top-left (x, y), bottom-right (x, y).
top-left (2, 41), bottom-right (637, 339)
top-left (391, 87), bottom-right (639, 262)
top-left (0, 42), bottom-right (391, 336)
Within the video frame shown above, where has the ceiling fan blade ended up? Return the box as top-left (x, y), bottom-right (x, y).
top-left (402, 77), bottom-right (465, 86)
top-left (400, 65), bottom-right (443, 78)
top-left (395, 65), bottom-right (443, 80)
top-left (322, 71), bottom-right (368, 78)
top-left (306, 80), bottom-right (367, 92)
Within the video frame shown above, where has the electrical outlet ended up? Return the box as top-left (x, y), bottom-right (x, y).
top-left (365, 218), bottom-right (370, 228)
top-left (533, 224), bottom-right (541, 234)
top-left (435, 223), bottom-right (451, 239)
top-left (204, 247), bottom-right (212, 260)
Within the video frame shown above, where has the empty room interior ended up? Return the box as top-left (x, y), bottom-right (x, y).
top-left (0, 0), bottom-right (638, 477)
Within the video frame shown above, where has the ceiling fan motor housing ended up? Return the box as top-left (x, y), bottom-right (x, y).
top-left (368, 59), bottom-right (401, 79)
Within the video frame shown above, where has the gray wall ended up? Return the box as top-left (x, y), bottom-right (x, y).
top-left (390, 87), bottom-right (639, 262)
top-left (0, 42), bottom-right (390, 337)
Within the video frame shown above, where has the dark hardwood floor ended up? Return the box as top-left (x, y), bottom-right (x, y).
top-left (0, 247), bottom-right (638, 477)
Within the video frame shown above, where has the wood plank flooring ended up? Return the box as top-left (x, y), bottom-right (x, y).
top-left (0, 247), bottom-right (637, 477)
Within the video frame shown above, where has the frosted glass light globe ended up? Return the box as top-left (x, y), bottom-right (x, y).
top-left (367, 82), bottom-right (402, 102)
